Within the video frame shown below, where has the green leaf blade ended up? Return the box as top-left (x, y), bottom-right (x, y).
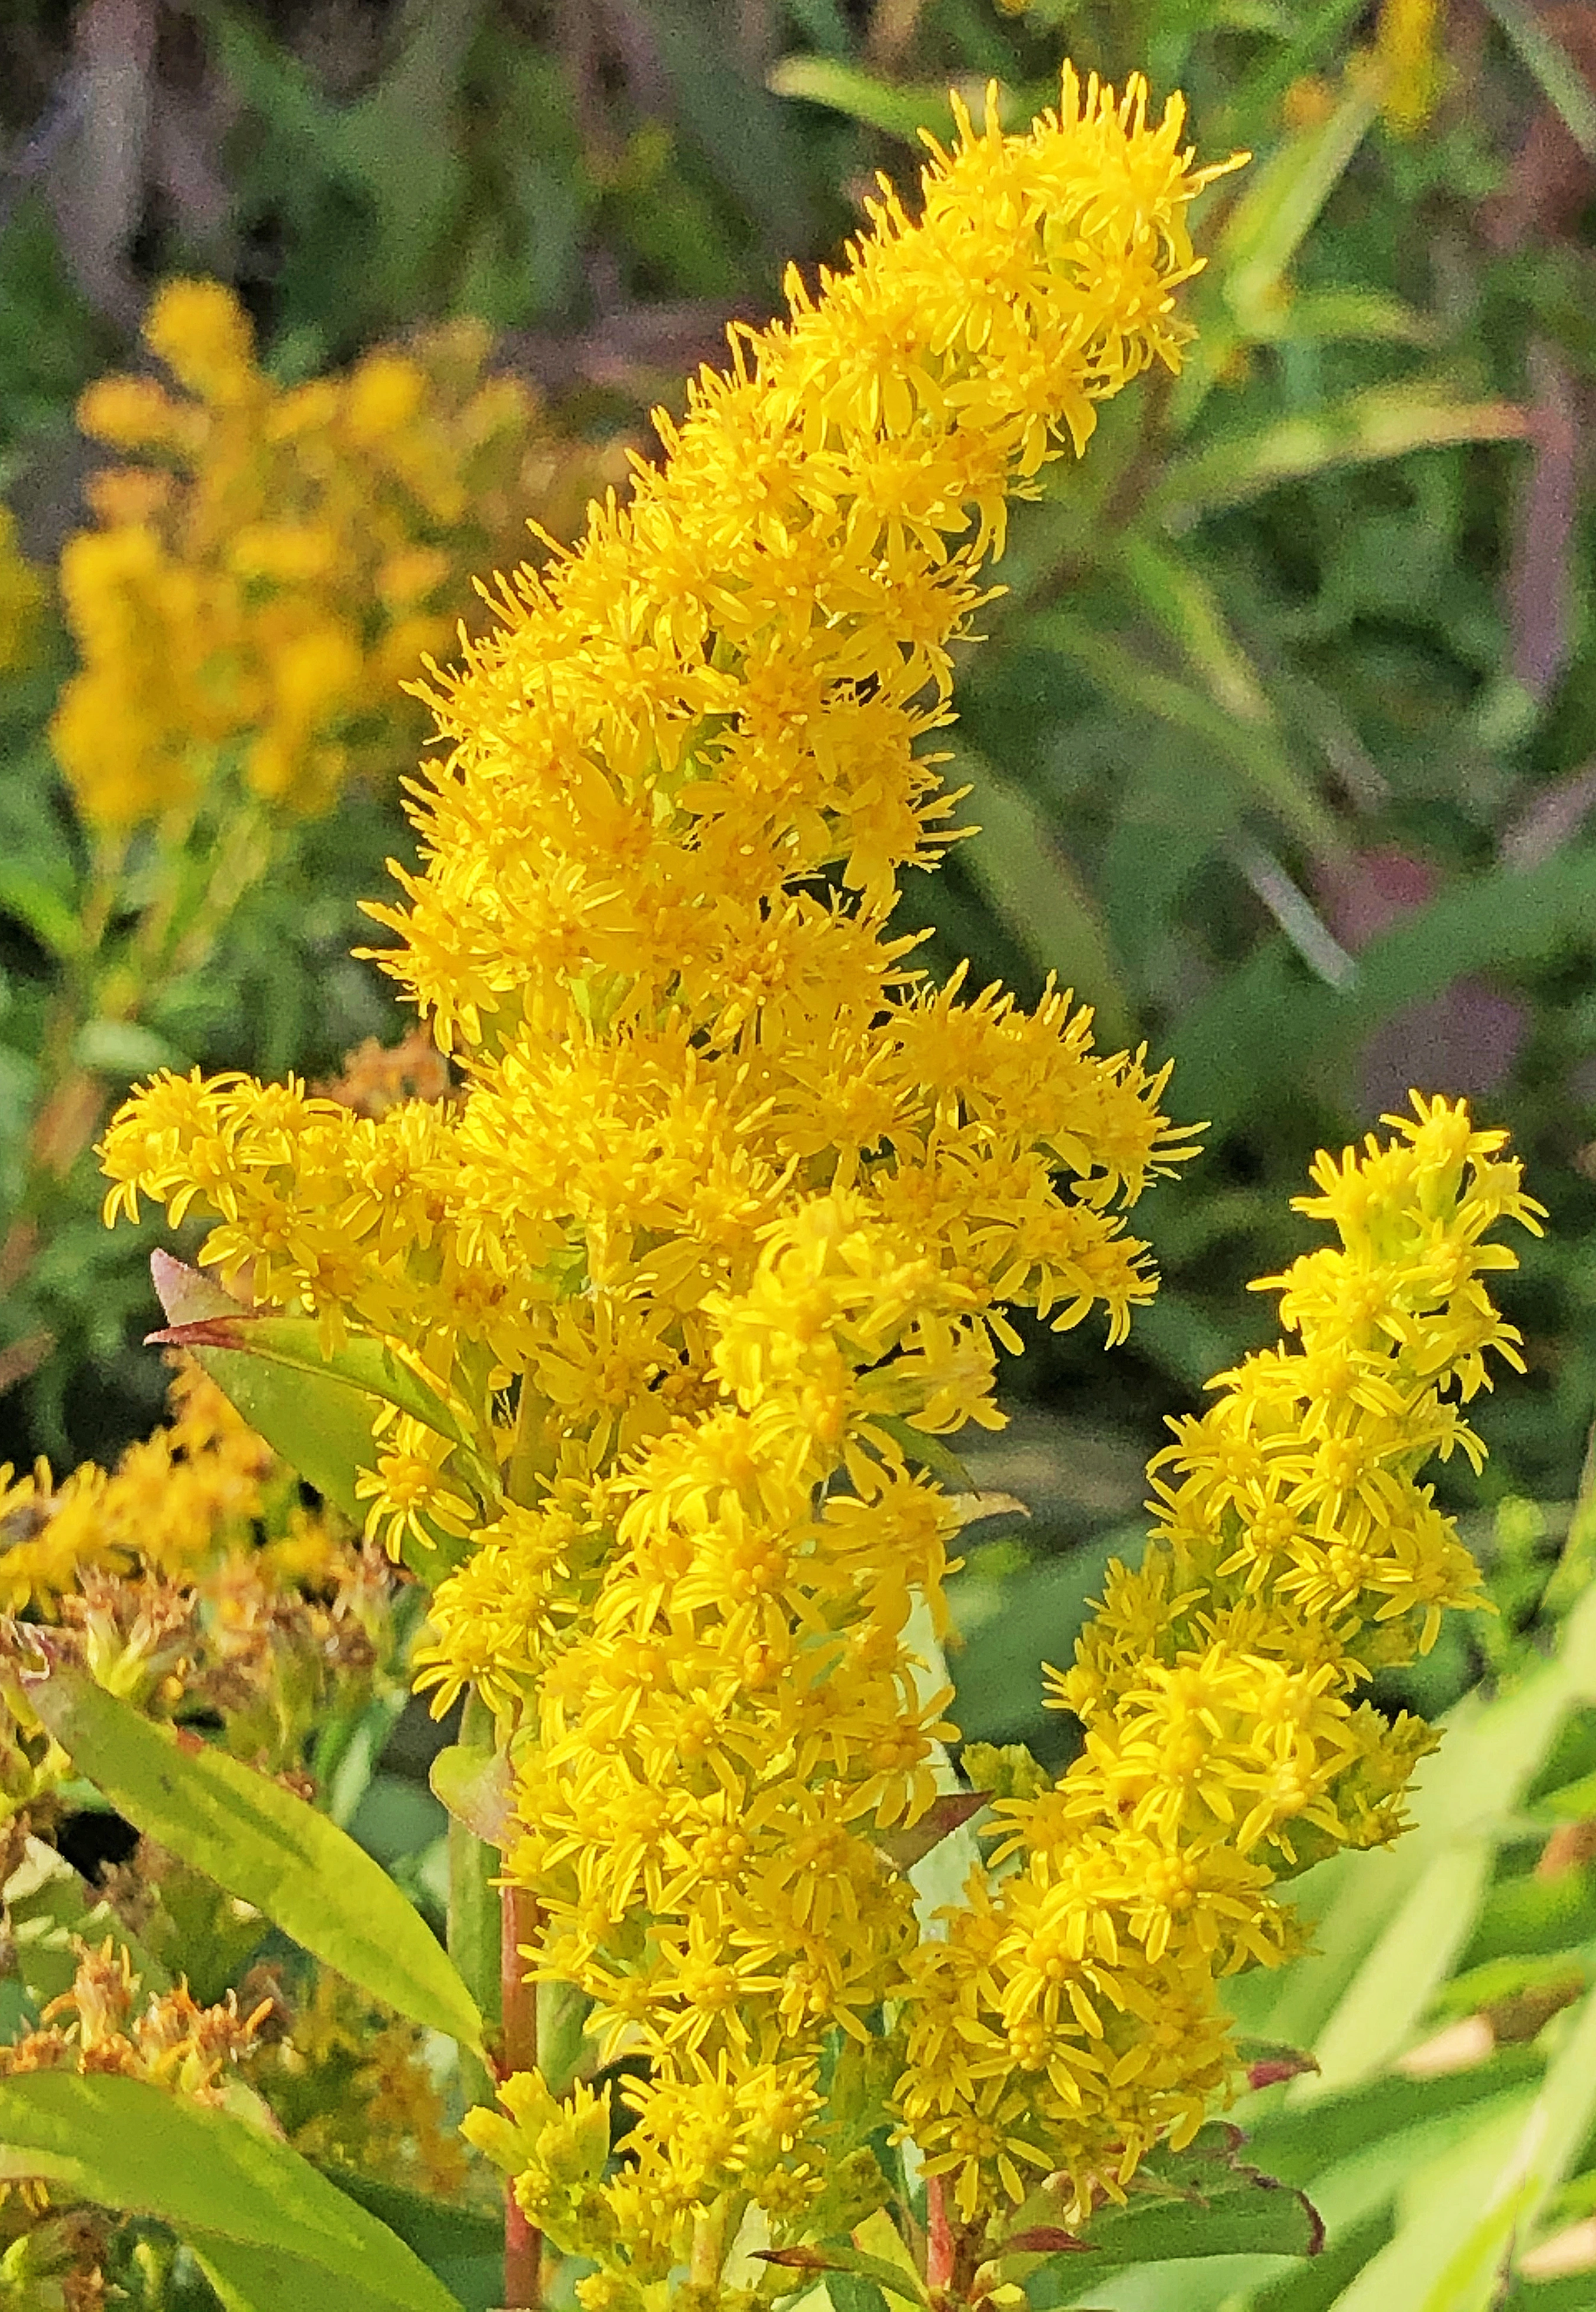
top-left (19, 1649), bottom-right (483, 2053)
top-left (0, 2070), bottom-right (462, 2312)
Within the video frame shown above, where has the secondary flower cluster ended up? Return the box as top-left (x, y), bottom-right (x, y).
top-left (0, 1364), bottom-right (403, 1777)
top-left (897, 1096), bottom-right (1541, 2223)
top-left (51, 281), bottom-right (616, 828)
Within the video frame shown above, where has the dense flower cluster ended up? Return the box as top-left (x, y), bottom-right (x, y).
top-left (897, 1096), bottom-right (1541, 2222)
top-left (93, 65), bottom-right (1535, 2300)
top-left (100, 66), bottom-right (1220, 2284)
top-left (51, 281), bottom-right (616, 827)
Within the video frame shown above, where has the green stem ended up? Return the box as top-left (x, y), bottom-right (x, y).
top-left (448, 1687), bottom-right (503, 2100)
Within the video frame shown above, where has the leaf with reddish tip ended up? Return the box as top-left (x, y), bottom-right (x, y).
top-left (148, 1256), bottom-right (382, 1528)
top-left (875, 1790), bottom-right (991, 1871)
top-left (1237, 2036), bottom-right (1320, 2093)
top-left (429, 1743), bottom-right (515, 1847)
top-left (1019, 2125), bottom-right (1323, 2304)
top-left (149, 1255), bottom-right (484, 1469)
top-left (145, 1255), bottom-right (490, 1561)
top-left (997, 2227), bottom-right (1090, 2254)
top-left (756, 2243), bottom-right (930, 2307)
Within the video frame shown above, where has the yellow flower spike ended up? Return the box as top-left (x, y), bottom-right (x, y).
top-left (897, 1096), bottom-right (1539, 2225)
top-left (94, 66), bottom-right (1503, 2287)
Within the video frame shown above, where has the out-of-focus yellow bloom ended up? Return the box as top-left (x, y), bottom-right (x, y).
top-left (52, 281), bottom-right (616, 827)
top-left (1377, 0), bottom-right (1447, 135)
top-left (0, 505), bottom-right (45, 676)
top-left (895, 1097), bottom-right (1542, 2224)
top-left (251, 1973), bottom-right (470, 2197)
top-left (0, 1362), bottom-right (270, 1615)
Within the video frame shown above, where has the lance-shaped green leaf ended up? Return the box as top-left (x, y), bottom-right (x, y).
top-left (314, 2167), bottom-right (503, 2289)
top-left (1113, 540), bottom-right (1344, 863)
top-left (1218, 79), bottom-right (1378, 336)
top-left (767, 53), bottom-right (962, 144)
top-left (1480, 0), bottom-right (1596, 156)
top-left (0, 2071), bottom-right (462, 2312)
top-left (1018, 2125), bottom-right (1323, 2303)
top-left (149, 1250), bottom-right (498, 1505)
top-left (1152, 385), bottom-right (1530, 526)
top-left (16, 1640), bottom-right (483, 2054)
top-left (951, 745), bottom-right (1134, 1046)
top-left (1027, 609), bottom-right (1340, 865)
top-left (143, 1252), bottom-right (380, 1527)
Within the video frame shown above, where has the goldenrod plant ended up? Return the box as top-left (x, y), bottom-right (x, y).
top-left (0, 66), bottom-right (1511, 2312)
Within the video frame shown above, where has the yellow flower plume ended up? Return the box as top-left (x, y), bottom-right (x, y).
top-left (105, 62), bottom-right (1542, 2294)
top-left (896, 1096), bottom-right (1543, 2226)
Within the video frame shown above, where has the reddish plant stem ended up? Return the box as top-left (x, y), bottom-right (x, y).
top-left (500, 1881), bottom-right (543, 2310)
top-left (926, 2173), bottom-right (956, 2295)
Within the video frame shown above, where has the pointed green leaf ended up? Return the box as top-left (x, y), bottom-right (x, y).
top-left (767, 54), bottom-right (960, 144)
top-left (0, 2070), bottom-right (462, 2312)
top-left (146, 1253), bottom-right (381, 1527)
top-left (757, 2244), bottom-right (929, 2309)
top-left (1218, 81), bottom-right (1378, 333)
top-left (145, 1253), bottom-right (485, 1563)
top-left (1248, 288), bottom-right (1437, 349)
top-left (0, 865), bottom-right (84, 960)
top-left (1113, 540), bottom-right (1343, 862)
top-left (1368, 1981), bottom-right (1596, 2310)
top-left (1480, 0), bottom-right (1596, 156)
top-left (150, 1250), bottom-right (494, 1493)
top-left (953, 746), bottom-right (1134, 1043)
top-left (16, 1643), bottom-right (483, 2053)
top-left (1153, 387), bottom-right (1530, 526)
top-left (1026, 609), bottom-right (1339, 860)
top-left (312, 2167), bottom-right (502, 2274)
